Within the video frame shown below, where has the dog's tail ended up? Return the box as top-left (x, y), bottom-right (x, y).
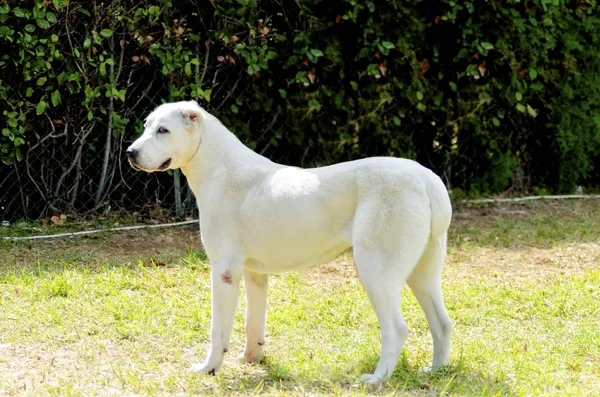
top-left (426, 171), bottom-right (452, 239)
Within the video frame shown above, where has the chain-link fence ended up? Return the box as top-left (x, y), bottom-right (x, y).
top-left (1, 58), bottom-right (201, 227)
top-left (0, 66), bottom-right (202, 223)
top-left (0, 1), bottom-right (244, 228)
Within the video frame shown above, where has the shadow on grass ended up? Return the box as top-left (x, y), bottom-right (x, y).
top-left (208, 353), bottom-right (514, 396)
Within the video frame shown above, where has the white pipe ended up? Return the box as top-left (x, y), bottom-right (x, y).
top-left (461, 194), bottom-right (600, 204)
top-left (3, 219), bottom-right (198, 241)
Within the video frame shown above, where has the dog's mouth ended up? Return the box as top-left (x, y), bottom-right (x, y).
top-left (158, 158), bottom-right (172, 171)
top-left (128, 158), bottom-right (143, 172)
top-left (128, 157), bottom-right (170, 172)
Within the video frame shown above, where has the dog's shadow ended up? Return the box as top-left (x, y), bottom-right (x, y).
top-left (212, 354), bottom-right (514, 395)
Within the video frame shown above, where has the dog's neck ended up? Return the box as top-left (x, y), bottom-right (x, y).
top-left (180, 111), bottom-right (272, 197)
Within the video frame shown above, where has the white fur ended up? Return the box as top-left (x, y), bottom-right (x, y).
top-left (127, 101), bottom-right (453, 384)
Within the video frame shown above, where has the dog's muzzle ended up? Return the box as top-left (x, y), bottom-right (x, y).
top-left (126, 148), bottom-right (143, 171)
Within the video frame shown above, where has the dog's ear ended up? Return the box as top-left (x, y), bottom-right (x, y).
top-left (181, 109), bottom-right (203, 128)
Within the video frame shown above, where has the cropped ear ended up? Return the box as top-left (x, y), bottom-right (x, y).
top-left (181, 109), bottom-right (203, 128)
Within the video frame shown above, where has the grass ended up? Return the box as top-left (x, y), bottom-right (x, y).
top-left (1, 200), bottom-right (599, 396)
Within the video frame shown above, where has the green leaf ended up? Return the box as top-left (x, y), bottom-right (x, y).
top-left (26, 87), bottom-right (33, 97)
top-left (99, 62), bottom-right (106, 76)
top-left (416, 91), bottom-right (424, 101)
top-left (2, 157), bottom-right (14, 165)
top-left (0, 26), bottom-right (14, 38)
top-left (83, 37), bottom-right (91, 48)
top-left (515, 92), bottom-right (523, 101)
top-left (105, 58), bottom-right (115, 66)
top-left (36, 100), bottom-right (47, 115)
top-left (350, 81), bottom-right (358, 91)
top-left (528, 67), bottom-right (538, 80)
top-left (2, 128), bottom-right (11, 137)
top-left (481, 42), bottom-right (494, 50)
top-left (184, 62), bottom-right (192, 76)
top-left (530, 82), bottom-right (544, 91)
top-left (100, 29), bottom-right (113, 38)
top-left (8, 118), bottom-right (18, 128)
top-left (51, 34), bottom-right (59, 43)
top-left (87, 111), bottom-right (93, 121)
top-left (231, 104), bottom-right (239, 114)
top-left (492, 117), bottom-right (500, 127)
top-left (46, 12), bottom-right (57, 23)
top-left (516, 103), bottom-right (526, 113)
top-left (36, 19), bottom-right (50, 29)
top-left (278, 89), bottom-right (287, 99)
top-left (393, 116), bottom-right (401, 126)
top-left (36, 77), bottom-right (47, 86)
top-left (417, 103), bottom-right (427, 111)
top-left (51, 90), bottom-right (61, 106)
top-left (310, 48), bottom-right (323, 58)
top-left (13, 8), bottom-right (26, 18)
top-left (526, 104), bottom-right (537, 117)
top-left (381, 41), bottom-right (395, 49)
top-left (24, 24), bottom-right (35, 33)
top-left (449, 82), bottom-right (457, 92)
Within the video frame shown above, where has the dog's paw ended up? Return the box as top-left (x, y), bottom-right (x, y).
top-left (236, 350), bottom-right (263, 364)
top-left (189, 362), bottom-right (218, 375)
top-left (422, 364), bottom-right (445, 373)
top-left (359, 373), bottom-right (383, 386)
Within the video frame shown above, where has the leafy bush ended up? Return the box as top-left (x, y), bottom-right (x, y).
top-left (1, 0), bottom-right (599, 220)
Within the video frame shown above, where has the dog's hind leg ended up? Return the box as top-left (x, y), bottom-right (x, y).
top-left (353, 215), bottom-right (430, 385)
top-left (355, 259), bottom-right (407, 385)
top-left (239, 269), bottom-right (268, 363)
top-left (407, 233), bottom-right (452, 369)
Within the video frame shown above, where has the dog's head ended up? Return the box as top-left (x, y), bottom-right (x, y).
top-left (126, 100), bottom-right (204, 172)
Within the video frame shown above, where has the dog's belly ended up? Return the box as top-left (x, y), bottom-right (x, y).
top-left (243, 239), bottom-right (352, 274)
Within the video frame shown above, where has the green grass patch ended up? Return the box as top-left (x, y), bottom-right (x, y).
top-left (1, 200), bottom-right (599, 395)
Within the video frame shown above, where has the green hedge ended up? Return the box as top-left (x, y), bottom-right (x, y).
top-left (1, 0), bottom-right (600, 218)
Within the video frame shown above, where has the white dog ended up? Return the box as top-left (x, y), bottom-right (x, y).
top-left (127, 100), bottom-right (453, 385)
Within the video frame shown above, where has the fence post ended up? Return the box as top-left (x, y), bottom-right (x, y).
top-left (173, 169), bottom-right (183, 217)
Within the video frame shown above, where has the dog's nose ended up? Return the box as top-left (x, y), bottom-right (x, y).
top-left (126, 148), bottom-right (138, 159)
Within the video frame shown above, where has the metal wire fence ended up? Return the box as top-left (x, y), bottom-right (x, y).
top-left (0, 1), bottom-right (246, 231)
top-left (0, 75), bottom-right (200, 228)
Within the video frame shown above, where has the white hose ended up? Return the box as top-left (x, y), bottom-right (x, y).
top-left (461, 194), bottom-right (600, 204)
top-left (3, 219), bottom-right (198, 241)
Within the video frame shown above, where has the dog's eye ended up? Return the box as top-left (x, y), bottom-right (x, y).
top-left (157, 127), bottom-right (169, 134)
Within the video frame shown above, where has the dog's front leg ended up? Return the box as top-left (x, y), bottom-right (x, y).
top-left (190, 261), bottom-right (242, 375)
top-left (239, 269), bottom-right (268, 363)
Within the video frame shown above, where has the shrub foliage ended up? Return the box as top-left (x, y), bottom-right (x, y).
top-left (1, 0), bottom-right (599, 218)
